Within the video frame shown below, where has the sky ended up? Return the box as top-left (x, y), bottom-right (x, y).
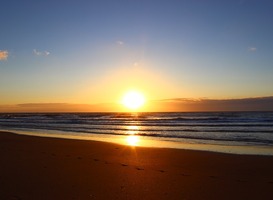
top-left (1, 0), bottom-right (273, 112)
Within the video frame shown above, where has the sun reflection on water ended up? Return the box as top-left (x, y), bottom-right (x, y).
top-left (125, 124), bottom-right (141, 146)
top-left (126, 125), bottom-right (139, 131)
top-left (126, 135), bottom-right (140, 146)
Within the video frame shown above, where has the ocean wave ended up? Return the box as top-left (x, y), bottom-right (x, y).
top-left (4, 126), bottom-right (273, 146)
top-left (1, 112), bottom-right (273, 146)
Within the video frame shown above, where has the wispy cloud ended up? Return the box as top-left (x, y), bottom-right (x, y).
top-left (33, 49), bottom-right (50, 56)
top-left (0, 50), bottom-right (8, 60)
top-left (248, 47), bottom-right (257, 52)
top-left (116, 40), bottom-right (124, 45)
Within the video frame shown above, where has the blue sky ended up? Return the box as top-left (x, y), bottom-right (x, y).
top-left (1, 0), bottom-right (273, 111)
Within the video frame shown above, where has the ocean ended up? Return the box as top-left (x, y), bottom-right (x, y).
top-left (1, 112), bottom-right (273, 155)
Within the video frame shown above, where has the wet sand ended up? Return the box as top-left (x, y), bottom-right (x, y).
top-left (0, 131), bottom-right (273, 199)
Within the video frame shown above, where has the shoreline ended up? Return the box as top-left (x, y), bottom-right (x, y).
top-left (1, 130), bottom-right (273, 199)
top-left (3, 128), bottom-right (273, 156)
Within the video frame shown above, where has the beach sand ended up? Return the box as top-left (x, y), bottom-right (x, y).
top-left (0, 131), bottom-right (273, 200)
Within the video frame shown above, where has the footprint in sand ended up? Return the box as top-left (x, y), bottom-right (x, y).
top-left (120, 186), bottom-right (126, 191)
top-left (181, 173), bottom-right (191, 176)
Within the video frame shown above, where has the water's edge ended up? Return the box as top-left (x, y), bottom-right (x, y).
top-left (2, 128), bottom-right (273, 156)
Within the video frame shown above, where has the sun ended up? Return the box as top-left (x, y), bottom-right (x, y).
top-left (122, 91), bottom-right (145, 110)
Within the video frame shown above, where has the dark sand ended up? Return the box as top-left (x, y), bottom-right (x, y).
top-left (1, 131), bottom-right (273, 200)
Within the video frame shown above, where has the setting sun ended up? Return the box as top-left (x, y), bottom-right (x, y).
top-left (122, 91), bottom-right (145, 110)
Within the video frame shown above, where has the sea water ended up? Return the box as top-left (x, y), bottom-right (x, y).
top-left (0, 112), bottom-right (273, 155)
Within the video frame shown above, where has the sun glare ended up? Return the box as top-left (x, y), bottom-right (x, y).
top-left (126, 135), bottom-right (140, 146)
top-left (122, 91), bottom-right (145, 110)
